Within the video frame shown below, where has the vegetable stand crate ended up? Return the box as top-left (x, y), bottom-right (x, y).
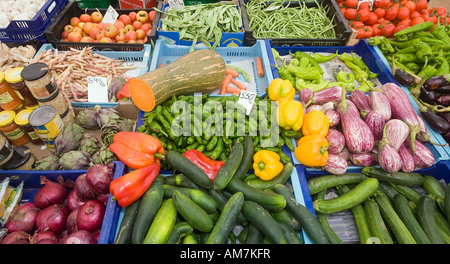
top-left (75, 0), bottom-right (119, 8)
top-left (0, 0), bottom-right (69, 43)
top-left (0, 161), bottom-right (126, 244)
top-left (33, 43), bottom-right (152, 108)
top-left (240, 0), bottom-right (352, 47)
top-left (297, 161), bottom-right (450, 244)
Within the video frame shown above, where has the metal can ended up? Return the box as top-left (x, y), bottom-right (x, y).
top-left (28, 106), bottom-right (64, 150)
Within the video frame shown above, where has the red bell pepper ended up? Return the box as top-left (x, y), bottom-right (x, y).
top-left (182, 149), bottom-right (225, 181)
top-left (117, 78), bottom-right (133, 101)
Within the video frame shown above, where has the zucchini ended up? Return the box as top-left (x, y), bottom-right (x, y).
top-left (378, 181), bottom-right (400, 201)
top-left (307, 172), bottom-right (367, 195)
top-left (114, 198), bottom-right (141, 244)
top-left (423, 175), bottom-right (446, 212)
top-left (313, 178), bottom-right (379, 214)
top-left (244, 162), bottom-right (294, 190)
top-left (363, 199), bottom-right (394, 244)
top-left (446, 183), bottom-right (450, 225)
top-left (173, 190), bottom-right (214, 233)
top-left (393, 194), bottom-right (432, 244)
top-left (209, 188), bottom-right (247, 223)
top-left (362, 166), bottom-right (424, 186)
top-left (163, 185), bottom-right (218, 213)
top-left (166, 222), bottom-right (193, 244)
top-left (132, 175), bottom-right (164, 244)
top-left (213, 142), bottom-right (244, 190)
top-left (245, 224), bottom-right (264, 244)
top-left (278, 222), bottom-right (303, 244)
top-left (374, 192), bottom-right (417, 244)
top-left (273, 184), bottom-right (329, 244)
top-left (391, 183), bottom-right (422, 204)
top-left (143, 198), bottom-right (177, 244)
top-left (272, 209), bottom-right (302, 232)
top-left (314, 190), bottom-right (343, 244)
top-left (233, 136), bottom-right (254, 181)
top-left (165, 150), bottom-right (213, 189)
top-left (416, 196), bottom-right (446, 244)
top-left (207, 192), bottom-right (244, 244)
top-left (241, 200), bottom-right (288, 244)
top-left (183, 233), bottom-right (200, 244)
top-left (226, 177), bottom-right (286, 211)
top-left (174, 174), bottom-right (207, 192)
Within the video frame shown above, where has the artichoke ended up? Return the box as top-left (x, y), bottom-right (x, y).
top-left (92, 145), bottom-right (117, 165)
top-left (59, 151), bottom-right (92, 170)
top-left (77, 108), bottom-right (100, 130)
top-left (101, 123), bottom-right (120, 146)
top-left (117, 118), bottom-right (135, 132)
top-left (54, 123), bottom-right (85, 156)
top-left (33, 154), bottom-right (61, 170)
top-left (78, 133), bottom-right (101, 156)
top-left (95, 105), bottom-right (122, 127)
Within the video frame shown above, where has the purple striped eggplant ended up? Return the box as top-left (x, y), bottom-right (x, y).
top-left (300, 88), bottom-right (313, 106)
top-left (326, 129), bottom-right (345, 154)
top-left (312, 86), bottom-right (346, 104)
top-left (364, 111), bottom-right (385, 141)
top-left (381, 82), bottom-right (421, 152)
top-left (378, 124), bottom-right (402, 172)
top-left (321, 102), bottom-right (335, 112)
top-left (350, 152), bottom-right (377, 167)
top-left (325, 109), bottom-right (340, 127)
top-left (405, 139), bottom-right (435, 168)
top-left (398, 144), bottom-right (415, 173)
top-left (384, 119), bottom-right (409, 151)
top-left (323, 154), bottom-right (348, 175)
top-left (337, 147), bottom-right (351, 161)
top-left (350, 90), bottom-right (371, 116)
top-left (368, 90), bottom-right (392, 121)
top-left (306, 104), bottom-right (324, 113)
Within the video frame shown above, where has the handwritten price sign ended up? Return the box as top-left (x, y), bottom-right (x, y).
top-left (237, 90), bottom-right (257, 115)
top-left (87, 76), bottom-right (109, 103)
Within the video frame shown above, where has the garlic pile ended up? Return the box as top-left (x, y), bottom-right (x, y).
top-left (0, 0), bottom-right (48, 28)
top-left (0, 42), bottom-right (37, 73)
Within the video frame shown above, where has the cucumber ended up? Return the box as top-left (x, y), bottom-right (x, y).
top-left (244, 162), bottom-right (294, 190)
top-left (233, 136), bottom-right (254, 181)
top-left (209, 188), bottom-right (247, 223)
top-left (114, 198), bottom-right (141, 244)
top-left (166, 222), bottom-right (193, 244)
top-left (392, 183), bottom-right (422, 204)
top-left (237, 227), bottom-right (248, 244)
top-left (143, 198), bottom-right (177, 244)
top-left (363, 199), bottom-right (394, 244)
top-left (313, 178), bottom-right (379, 214)
top-left (245, 224), bottom-right (264, 244)
top-left (163, 185), bottom-right (218, 213)
top-left (278, 222), bottom-right (303, 244)
top-left (374, 192), bottom-right (417, 244)
top-left (378, 181), bottom-right (400, 201)
top-left (446, 184), bottom-right (450, 226)
top-left (273, 184), bottom-right (329, 244)
top-left (362, 166), bottom-right (424, 186)
top-left (272, 209), bottom-right (302, 232)
top-left (423, 175), bottom-right (446, 212)
top-left (183, 233), bottom-right (200, 244)
top-left (393, 194), bottom-right (432, 244)
top-left (207, 192), bottom-right (244, 244)
top-left (213, 142), bottom-right (244, 190)
top-left (174, 174), bottom-right (207, 192)
top-left (336, 184), bottom-right (372, 244)
top-left (241, 200), bottom-right (288, 244)
top-left (416, 196), bottom-right (446, 244)
top-left (132, 175), bottom-right (164, 244)
top-left (173, 190), bottom-right (214, 233)
top-left (226, 177), bottom-right (286, 211)
top-left (314, 190), bottom-right (342, 244)
top-left (165, 150), bottom-right (213, 189)
top-left (307, 172), bottom-right (367, 195)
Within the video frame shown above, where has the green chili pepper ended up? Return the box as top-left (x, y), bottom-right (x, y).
top-left (418, 64), bottom-right (437, 80)
top-left (387, 38), bottom-right (422, 49)
top-left (274, 65), bottom-right (297, 89)
top-left (414, 42), bottom-right (432, 67)
top-left (338, 53), bottom-right (354, 62)
top-left (336, 71), bottom-right (355, 83)
top-left (344, 60), bottom-right (368, 82)
top-left (351, 53), bottom-right (370, 73)
top-left (326, 82), bottom-right (356, 92)
top-left (299, 57), bottom-right (310, 68)
top-left (295, 79), bottom-right (330, 92)
top-left (311, 51), bottom-right (338, 63)
top-left (290, 51), bottom-right (323, 74)
top-left (282, 129), bottom-right (303, 139)
top-left (357, 80), bottom-right (374, 93)
top-left (287, 65), bottom-right (322, 81)
top-left (288, 58), bottom-right (300, 67)
top-left (209, 137), bottom-right (223, 160)
top-left (396, 53), bottom-right (419, 64)
top-left (405, 62), bottom-right (421, 74)
top-left (282, 134), bottom-right (295, 152)
top-left (396, 46), bottom-right (418, 54)
top-left (394, 21), bottom-right (434, 37)
top-left (435, 56), bottom-right (450, 75)
top-left (432, 24), bottom-right (450, 43)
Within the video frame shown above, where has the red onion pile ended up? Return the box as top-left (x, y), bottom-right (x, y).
top-left (1, 163), bottom-right (114, 244)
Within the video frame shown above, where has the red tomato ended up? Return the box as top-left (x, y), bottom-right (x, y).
top-left (372, 24), bottom-right (382, 36)
top-left (397, 18), bottom-right (411, 27)
top-left (424, 14), bottom-right (438, 24)
top-left (409, 10), bottom-right (421, 20)
top-left (340, 7), bottom-right (347, 15)
top-left (374, 8), bottom-right (386, 18)
top-left (385, 6), bottom-right (399, 21)
top-left (358, 1), bottom-right (370, 10)
top-left (374, 0), bottom-right (390, 8)
top-left (344, 8), bottom-right (358, 20)
top-left (394, 25), bottom-right (408, 34)
top-left (403, 1), bottom-right (416, 12)
top-left (345, 0), bottom-right (358, 8)
top-left (397, 6), bottom-right (411, 20)
top-left (436, 7), bottom-right (446, 16)
top-left (363, 26), bottom-right (373, 38)
top-left (411, 16), bottom-right (425, 25)
top-left (365, 12), bottom-right (379, 26)
top-left (380, 23), bottom-right (396, 38)
top-left (415, 0), bottom-right (428, 11)
top-left (358, 9), bottom-right (370, 22)
top-left (352, 20), bottom-right (364, 28)
top-left (356, 28), bottom-right (366, 39)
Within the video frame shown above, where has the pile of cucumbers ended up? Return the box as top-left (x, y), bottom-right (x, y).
top-left (309, 167), bottom-right (450, 244)
top-left (114, 137), bottom-right (330, 244)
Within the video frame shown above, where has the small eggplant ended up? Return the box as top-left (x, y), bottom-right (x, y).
top-left (443, 131), bottom-right (450, 144)
top-left (419, 85), bottom-right (437, 104)
top-left (437, 94), bottom-right (450, 107)
top-left (306, 104), bottom-right (324, 113)
top-left (325, 109), bottom-right (340, 127)
top-left (323, 154), bottom-right (348, 175)
top-left (384, 119), bottom-right (409, 151)
top-left (337, 147), bottom-right (351, 161)
top-left (378, 124), bottom-right (402, 172)
top-left (420, 109), bottom-right (450, 134)
top-left (325, 129), bottom-right (345, 154)
top-left (368, 90), bottom-right (392, 121)
top-left (350, 152), bottom-right (377, 167)
top-left (437, 111), bottom-right (450, 124)
top-left (394, 68), bottom-right (415, 87)
top-left (398, 144), bottom-right (415, 173)
top-left (435, 84), bottom-right (450, 94)
top-left (321, 102), bottom-right (335, 112)
top-left (350, 90), bottom-right (371, 115)
top-left (405, 139), bottom-right (435, 168)
top-left (364, 111), bottom-right (385, 141)
top-left (300, 88), bottom-right (313, 106)
top-left (312, 86), bottom-right (346, 104)
top-left (423, 75), bottom-right (450, 91)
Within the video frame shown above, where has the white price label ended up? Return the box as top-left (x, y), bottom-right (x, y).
top-left (168, 0), bottom-right (184, 9)
top-left (101, 5), bottom-right (119, 25)
top-left (237, 90), bottom-right (257, 115)
top-left (87, 76), bottom-right (109, 103)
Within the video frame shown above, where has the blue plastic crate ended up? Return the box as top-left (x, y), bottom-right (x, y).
top-left (0, 0), bottom-right (68, 43)
top-left (156, 3), bottom-right (245, 47)
top-left (33, 43), bottom-right (152, 109)
top-left (0, 161), bottom-right (126, 244)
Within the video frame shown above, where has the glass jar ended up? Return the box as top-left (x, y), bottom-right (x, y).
top-left (0, 110), bottom-right (29, 146)
top-left (0, 71), bottom-right (23, 110)
top-left (1, 146), bottom-right (35, 170)
top-left (0, 132), bottom-right (13, 167)
top-left (5, 67), bottom-right (39, 109)
top-left (36, 88), bottom-right (69, 117)
top-left (21, 63), bottom-right (58, 100)
top-left (14, 109), bottom-right (44, 145)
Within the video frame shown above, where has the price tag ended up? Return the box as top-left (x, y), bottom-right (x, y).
top-left (101, 5), bottom-right (119, 25)
top-left (357, 0), bottom-right (374, 9)
top-left (168, 0), bottom-right (184, 9)
top-left (87, 76), bottom-right (109, 103)
top-left (237, 90), bottom-right (257, 115)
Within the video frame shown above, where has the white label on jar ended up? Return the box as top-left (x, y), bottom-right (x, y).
top-left (0, 91), bottom-right (14, 104)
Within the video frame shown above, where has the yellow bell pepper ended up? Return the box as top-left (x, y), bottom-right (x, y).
top-left (294, 134), bottom-right (329, 167)
top-left (302, 110), bottom-right (329, 137)
top-left (253, 150), bottom-right (284, 181)
top-left (276, 99), bottom-right (304, 131)
top-left (268, 78), bottom-right (295, 102)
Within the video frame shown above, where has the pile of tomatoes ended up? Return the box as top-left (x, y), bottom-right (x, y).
top-left (337, 0), bottom-right (449, 39)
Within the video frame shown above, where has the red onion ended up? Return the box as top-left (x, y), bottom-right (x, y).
top-left (86, 164), bottom-right (114, 195)
top-left (66, 208), bottom-right (79, 234)
top-left (33, 181), bottom-right (67, 209)
top-left (5, 202), bottom-right (41, 233)
top-left (67, 189), bottom-right (87, 211)
top-left (36, 204), bottom-right (70, 234)
top-left (77, 200), bottom-right (105, 232)
top-left (62, 230), bottom-right (97, 244)
top-left (37, 238), bottom-right (58, 244)
top-left (96, 193), bottom-right (109, 204)
top-left (31, 230), bottom-right (58, 244)
top-left (75, 173), bottom-right (97, 200)
top-left (1, 231), bottom-right (30, 244)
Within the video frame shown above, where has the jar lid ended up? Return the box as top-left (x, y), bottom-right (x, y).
top-left (0, 110), bottom-right (16, 127)
top-left (14, 109), bottom-right (33, 126)
top-left (1, 145), bottom-right (31, 170)
top-left (4, 67), bottom-right (24, 84)
top-left (0, 71), bottom-right (4, 83)
top-left (21, 63), bottom-right (49, 82)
